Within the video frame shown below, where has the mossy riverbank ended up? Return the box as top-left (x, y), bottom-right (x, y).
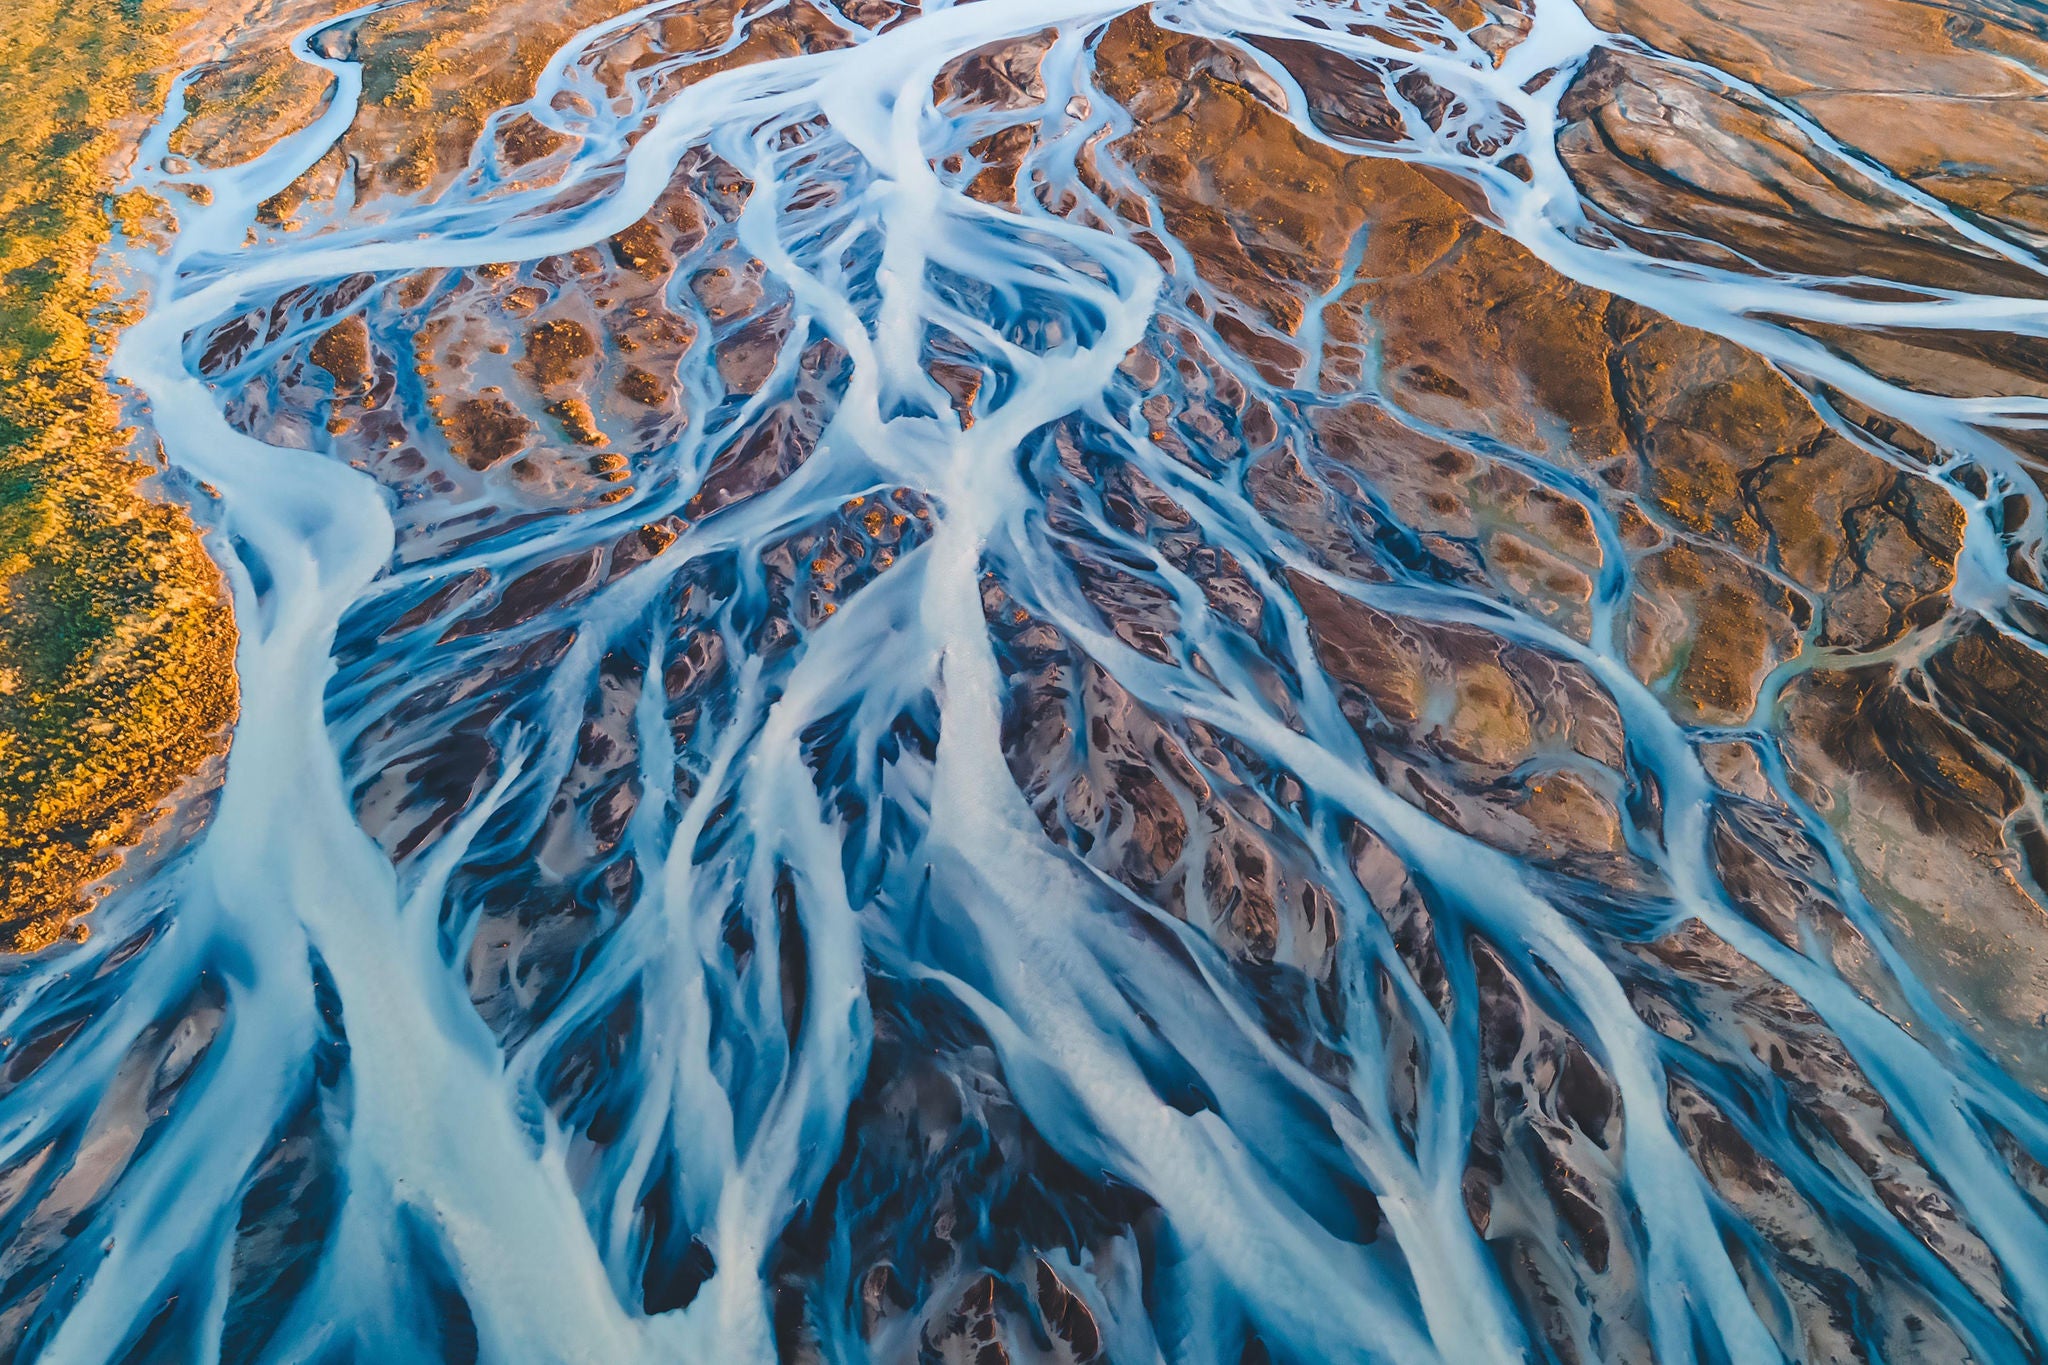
top-left (0, 0), bottom-right (236, 949)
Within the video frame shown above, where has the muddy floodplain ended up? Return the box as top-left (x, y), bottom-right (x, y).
top-left (6, 0), bottom-right (2048, 1362)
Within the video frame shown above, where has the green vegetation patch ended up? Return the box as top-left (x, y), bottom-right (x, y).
top-left (0, 0), bottom-right (236, 949)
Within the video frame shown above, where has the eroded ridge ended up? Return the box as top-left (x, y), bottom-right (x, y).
top-left (7, 0), bottom-right (2048, 1360)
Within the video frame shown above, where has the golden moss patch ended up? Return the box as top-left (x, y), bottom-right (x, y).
top-left (0, 0), bottom-right (237, 949)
